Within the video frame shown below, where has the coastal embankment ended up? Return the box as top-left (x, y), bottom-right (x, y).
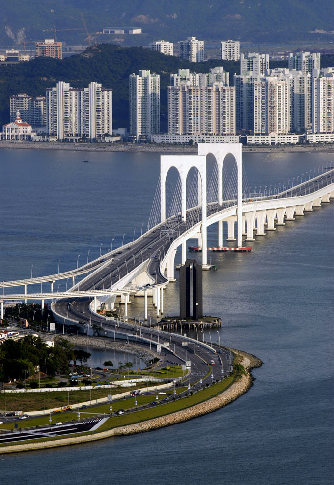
top-left (1, 140), bottom-right (334, 154)
top-left (0, 349), bottom-right (262, 454)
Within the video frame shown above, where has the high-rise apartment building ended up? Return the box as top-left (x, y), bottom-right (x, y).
top-left (288, 52), bottom-right (320, 76)
top-left (129, 70), bottom-right (160, 139)
top-left (240, 53), bottom-right (269, 76)
top-left (35, 39), bottom-right (63, 59)
top-left (235, 73), bottom-right (290, 135)
top-left (150, 40), bottom-right (174, 56)
top-left (10, 93), bottom-right (46, 127)
top-left (178, 37), bottom-right (205, 63)
top-left (168, 68), bottom-right (235, 136)
top-left (312, 72), bottom-right (334, 133)
top-left (46, 81), bottom-right (112, 140)
top-left (221, 40), bottom-right (240, 61)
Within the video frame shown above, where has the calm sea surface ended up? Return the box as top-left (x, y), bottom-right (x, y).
top-left (0, 148), bottom-right (333, 484)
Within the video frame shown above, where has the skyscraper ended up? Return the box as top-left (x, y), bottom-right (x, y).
top-left (150, 40), bottom-right (174, 56)
top-left (129, 70), bottom-right (160, 139)
top-left (46, 81), bottom-right (112, 140)
top-left (221, 40), bottom-right (240, 61)
top-left (288, 52), bottom-right (320, 76)
top-left (240, 53), bottom-right (269, 76)
top-left (168, 68), bottom-right (235, 136)
top-left (178, 37), bottom-right (205, 63)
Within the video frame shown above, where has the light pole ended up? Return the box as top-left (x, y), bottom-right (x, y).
top-left (87, 249), bottom-right (90, 264)
top-left (77, 254), bottom-right (80, 269)
top-left (100, 243), bottom-right (103, 257)
top-left (122, 233), bottom-right (126, 246)
top-left (57, 260), bottom-right (60, 274)
top-left (30, 264), bottom-right (33, 279)
top-left (110, 238), bottom-right (115, 252)
top-left (217, 330), bottom-right (220, 347)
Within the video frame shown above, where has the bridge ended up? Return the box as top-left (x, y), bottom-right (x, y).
top-left (0, 143), bottom-right (333, 389)
top-left (1, 143), bottom-right (333, 322)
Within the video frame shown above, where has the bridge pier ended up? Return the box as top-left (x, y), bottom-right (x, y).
top-left (242, 217), bottom-right (246, 236)
top-left (144, 289), bottom-right (148, 320)
top-left (24, 284), bottom-right (27, 304)
top-left (72, 275), bottom-right (75, 285)
top-left (245, 212), bottom-right (255, 241)
top-left (295, 205), bottom-right (305, 216)
top-left (256, 211), bottom-right (266, 236)
top-left (313, 197), bottom-right (322, 207)
top-left (160, 286), bottom-right (164, 314)
top-left (182, 241), bottom-right (187, 265)
top-left (266, 210), bottom-right (276, 230)
top-left (321, 194), bottom-right (330, 203)
top-left (50, 281), bottom-right (54, 293)
top-left (41, 299), bottom-right (45, 311)
top-left (276, 208), bottom-right (286, 225)
top-left (156, 287), bottom-right (161, 316)
top-left (304, 201), bottom-right (313, 212)
top-left (1, 301), bottom-right (3, 320)
top-left (218, 220), bottom-right (224, 247)
top-left (285, 207), bottom-right (295, 221)
top-left (226, 217), bottom-right (236, 241)
top-left (166, 248), bottom-right (176, 281)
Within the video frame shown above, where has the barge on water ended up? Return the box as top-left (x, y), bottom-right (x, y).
top-left (189, 246), bottom-right (252, 253)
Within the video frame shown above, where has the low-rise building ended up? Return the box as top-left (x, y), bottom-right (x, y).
top-left (151, 134), bottom-right (239, 144)
top-left (1, 111), bottom-right (35, 140)
top-left (246, 133), bottom-right (301, 145)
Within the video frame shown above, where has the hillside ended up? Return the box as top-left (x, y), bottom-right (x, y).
top-left (0, 44), bottom-right (241, 129)
top-left (1, 0), bottom-right (334, 46)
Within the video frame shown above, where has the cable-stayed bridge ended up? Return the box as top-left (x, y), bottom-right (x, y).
top-left (1, 143), bottom-right (333, 323)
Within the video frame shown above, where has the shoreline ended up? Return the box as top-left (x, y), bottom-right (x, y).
top-left (0, 348), bottom-right (262, 454)
top-left (1, 140), bottom-right (334, 154)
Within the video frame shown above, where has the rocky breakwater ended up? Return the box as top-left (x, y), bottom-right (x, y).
top-left (0, 349), bottom-right (262, 454)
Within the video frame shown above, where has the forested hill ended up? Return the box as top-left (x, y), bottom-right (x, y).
top-left (0, 44), bottom-right (240, 129)
top-left (2, 0), bottom-right (334, 44)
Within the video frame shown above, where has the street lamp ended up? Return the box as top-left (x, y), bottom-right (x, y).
top-left (110, 238), bottom-right (115, 252)
top-left (30, 264), bottom-right (33, 279)
top-left (122, 233), bottom-right (126, 246)
top-left (87, 249), bottom-right (90, 264)
top-left (77, 254), bottom-right (80, 269)
top-left (100, 243), bottom-right (103, 257)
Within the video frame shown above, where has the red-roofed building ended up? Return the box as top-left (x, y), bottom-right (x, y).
top-left (1, 111), bottom-right (35, 140)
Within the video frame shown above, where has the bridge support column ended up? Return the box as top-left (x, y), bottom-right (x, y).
top-left (94, 296), bottom-right (97, 312)
top-left (276, 209), bottom-right (286, 225)
top-left (313, 197), bottom-right (322, 207)
top-left (245, 212), bottom-right (255, 241)
top-left (41, 299), bottom-right (45, 311)
top-left (24, 284), bottom-right (27, 304)
top-left (124, 296), bottom-right (128, 318)
top-left (242, 216), bottom-right (246, 236)
top-left (181, 178), bottom-right (187, 221)
top-left (50, 281), bottom-right (54, 293)
top-left (226, 217), bottom-right (236, 241)
top-left (237, 157), bottom-right (243, 247)
top-left (156, 287), bottom-right (160, 316)
top-left (1, 301), bottom-right (3, 320)
top-left (181, 241), bottom-right (187, 265)
top-left (321, 194), bottom-right (330, 203)
top-left (266, 210), bottom-right (276, 230)
top-left (160, 287), bottom-right (164, 314)
top-left (304, 201), bottom-right (313, 212)
top-left (295, 205), bottom-right (305, 216)
top-left (144, 290), bottom-right (148, 320)
top-left (256, 211), bottom-right (266, 236)
top-left (285, 207), bottom-right (295, 221)
top-left (72, 275), bottom-right (75, 285)
top-left (197, 232), bottom-right (202, 249)
top-left (218, 220), bottom-right (223, 247)
top-left (166, 249), bottom-right (176, 281)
